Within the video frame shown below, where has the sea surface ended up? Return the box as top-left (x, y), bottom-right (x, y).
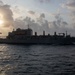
top-left (0, 44), bottom-right (75, 75)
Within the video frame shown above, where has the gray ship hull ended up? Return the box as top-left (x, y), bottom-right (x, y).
top-left (0, 37), bottom-right (74, 45)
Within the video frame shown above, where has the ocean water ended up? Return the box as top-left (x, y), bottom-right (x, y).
top-left (0, 44), bottom-right (75, 75)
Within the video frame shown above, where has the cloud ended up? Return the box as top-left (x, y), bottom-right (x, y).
top-left (13, 6), bottom-right (21, 14)
top-left (14, 12), bottom-right (70, 35)
top-left (0, 0), bottom-right (14, 36)
top-left (0, 0), bottom-right (75, 36)
top-left (37, 0), bottom-right (51, 3)
top-left (62, 0), bottom-right (75, 11)
top-left (62, 0), bottom-right (75, 22)
top-left (0, 0), bottom-right (3, 5)
top-left (14, 14), bottom-right (50, 35)
top-left (62, 21), bottom-right (68, 25)
top-left (37, 13), bottom-right (45, 24)
top-left (12, 6), bottom-right (28, 19)
top-left (40, 13), bottom-right (45, 18)
top-left (28, 10), bottom-right (35, 15)
top-left (14, 17), bottom-right (42, 35)
top-left (48, 13), bottom-right (70, 34)
top-left (0, 4), bottom-right (14, 27)
top-left (0, 0), bottom-right (48, 35)
top-left (54, 13), bottom-right (68, 27)
top-left (13, 10), bottom-right (73, 35)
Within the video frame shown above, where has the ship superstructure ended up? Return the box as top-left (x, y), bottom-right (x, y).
top-left (7, 28), bottom-right (33, 39)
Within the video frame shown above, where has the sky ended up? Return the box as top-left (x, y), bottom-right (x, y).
top-left (0, 0), bottom-right (75, 36)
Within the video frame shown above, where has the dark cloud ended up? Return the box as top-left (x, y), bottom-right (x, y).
top-left (66, 0), bottom-right (75, 8)
top-left (54, 13), bottom-right (68, 27)
top-left (48, 13), bottom-right (70, 35)
top-left (28, 10), bottom-right (35, 15)
top-left (63, 0), bottom-right (75, 23)
top-left (62, 22), bottom-right (68, 25)
top-left (0, 1), bottom-right (3, 5)
top-left (49, 20), bottom-right (75, 35)
top-left (0, 3), bottom-right (14, 28)
top-left (37, 13), bottom-right (45, 24)
top-left (0, 0), bottom-right (14, 36)
top-left (40, 13), bottom-right (45, 18)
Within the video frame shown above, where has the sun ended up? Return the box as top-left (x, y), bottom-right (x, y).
top-left (0, 20), bottom-right (4, 25)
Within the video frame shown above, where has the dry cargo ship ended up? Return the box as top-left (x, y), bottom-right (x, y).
top-left (0, 27), bottom-right (75, 45)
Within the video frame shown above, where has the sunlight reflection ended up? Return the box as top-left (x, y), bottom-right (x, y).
top-left (0, 14), bottom-right (4, 27)
top-left (0, 20), bottom-right (4, 25)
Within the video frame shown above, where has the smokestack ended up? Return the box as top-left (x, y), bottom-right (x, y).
top-left (54, 32), bottom-right (57, 36)
top-left (27, 24), bottom-right (30, 29)
top-left (43, 31), bottom-right (45, 36)
top-left (35, 32), bottom-right (37, 36)
top-left (66, 31), bottom-right (67, 36)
